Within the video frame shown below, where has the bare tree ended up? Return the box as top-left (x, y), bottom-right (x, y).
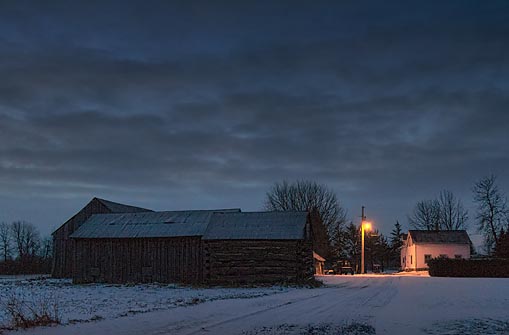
top-left (11, 221), bottom-right (24, 259)
top-left (39, 236), bottom-right (53, 260)
top-left (11, 221), bottom-right (41, 260)
top-left (437, 190), bottom-right (469, 230)
top-left (473, 175), bottom-right (509, 253)
top-left (265, 180), bottom-right (347, 257)
top-left (0, 222), bottom-right (12, 261)
top-left (409, 191), bottom-right (468, 231)
top-left (265, 180), bottom-right (347, 230)
top-left (408, 199), bottom-right (440, 230)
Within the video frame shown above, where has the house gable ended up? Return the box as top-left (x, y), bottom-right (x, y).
top-left (401, 230), bottom-right (472, 271)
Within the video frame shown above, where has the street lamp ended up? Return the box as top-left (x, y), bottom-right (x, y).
top-left (361, 221), bottom-right (372, 274)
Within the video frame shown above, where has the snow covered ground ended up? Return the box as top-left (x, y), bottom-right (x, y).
top-left (2, 273), bottom-right (509, 334)
top-left (0, 275), bottom-right (289, 332)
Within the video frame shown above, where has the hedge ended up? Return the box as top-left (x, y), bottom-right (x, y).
top-left (428, 258), bottom-right (509, 277)
top-left (0, 258), bottom-right (52, 275)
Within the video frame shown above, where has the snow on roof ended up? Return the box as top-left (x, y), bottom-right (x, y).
top-left (408, 230), bottom-right (471, 244)
top-left (70, 209), bottom-right (241, 239)
top-left (202, 211), bottom-right (308, 240)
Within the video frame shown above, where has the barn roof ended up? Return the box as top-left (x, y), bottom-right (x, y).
top-left (52, 197), bottom-right (152, 236)
top-left (95, 198), bottom-right (152, 213)
top-left (71, 210), bottom-right (308, 240)
top-left (70, 209), bottom-right (241, 239)
top-left (203, 211), bottom-right (308, 240)
top-left (408, 230), bottom-right (471, 244)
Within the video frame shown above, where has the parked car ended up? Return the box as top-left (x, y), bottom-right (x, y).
top-left (340, 266), bottom-right (354, 275)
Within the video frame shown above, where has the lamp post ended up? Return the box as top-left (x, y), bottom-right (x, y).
top-left (360, 206), bottom-right (372, 274)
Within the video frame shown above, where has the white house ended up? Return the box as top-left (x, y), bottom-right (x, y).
top-left (401, 230), bottom-right (471, 271)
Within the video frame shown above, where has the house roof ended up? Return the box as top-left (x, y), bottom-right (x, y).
top-left (203, 211), bottom-right (308, 240)
top-left (313, 252), bottom-right (325, 262)
top-left (70, 209), bottom-right (241, 239)
top-left (408, 230), bottom-right (471, 244)
top-left (95, 198), bottom-right (152, 213)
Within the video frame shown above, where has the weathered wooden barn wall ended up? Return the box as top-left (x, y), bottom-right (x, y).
top-left (73, 237), bottom-right (203, 284)
top-left (64, 206), bottom-right (316, 285)
top-left (52, 199), bottom-right (111, 278)
top-left (204, 240), bottom-right (314, 284)
top-left (52, 198), bottom-right (150, 278)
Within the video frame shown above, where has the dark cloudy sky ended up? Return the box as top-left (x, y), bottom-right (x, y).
top-left (1, 1), bottom-right (508, 240)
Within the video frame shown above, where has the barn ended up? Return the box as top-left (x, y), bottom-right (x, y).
top-left (54, 198), bottom-right (316, 284)
top-left (52, 198), bottom-right (151, 278)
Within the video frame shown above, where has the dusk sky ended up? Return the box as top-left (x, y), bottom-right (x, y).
top-left (1, 1), bottom-right (508, 239)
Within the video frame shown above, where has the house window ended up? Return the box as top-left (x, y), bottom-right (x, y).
top-left (439, 254), bottom-right (448, 259)
top-left (410, 255), bottom-right (413, 264)
top-left (402, 256), bottom-right (406, 264)
top-left (455, 255), bottom-right (463, 259)
top-left (424, 254), bottom-right (432, 264)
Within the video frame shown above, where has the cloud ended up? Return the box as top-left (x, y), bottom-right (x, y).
top-left (0, 1), bottom-right (508, 235)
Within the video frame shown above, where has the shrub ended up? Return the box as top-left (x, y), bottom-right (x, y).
top-left (1, 292), bottom-right (60, 330)
top-left (0, 257), bottom-right (52, 275)
top-left (428, 258), bottom-right (509, 277)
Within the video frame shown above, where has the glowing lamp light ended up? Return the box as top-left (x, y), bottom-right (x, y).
top-left (362, 222), bottom-right (372, 231)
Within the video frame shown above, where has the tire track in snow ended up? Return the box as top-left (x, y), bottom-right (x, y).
top-left (179, 290), bottom-right (334, 335)
top-left (166, 277), bottom-right (397, 335)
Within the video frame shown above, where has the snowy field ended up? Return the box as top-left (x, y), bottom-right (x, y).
top-left (2, 273), bottom-right (509, 335)
top-left (0, 275), bottom-right (289, 333)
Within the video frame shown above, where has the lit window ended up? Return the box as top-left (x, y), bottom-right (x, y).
top-left (424, 254), bottom-right (432, 264)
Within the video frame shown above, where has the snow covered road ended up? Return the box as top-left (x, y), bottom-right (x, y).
top-left (9, 274), bottom-right (509, 335)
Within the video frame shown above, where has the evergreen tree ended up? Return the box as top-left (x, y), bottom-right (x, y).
top-left (495, 229), bottom-right (509, 258)
top-left (341, 222), bottom-right (361, 271)
top-left (309, 208), bottom-right (331, 259)
top-left (365, 230), bottom-right (390, 271)
top-left (389, 221), bottom-right (403, 268)
top-left (329, 221), bottom-right (346, 261)
top-left (390, 221), bottom-right (403, 250)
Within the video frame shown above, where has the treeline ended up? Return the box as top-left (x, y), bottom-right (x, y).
top-left (327, 220), bottom-right (403, 272)
top-left (0, 221), bottom-right (52, 275)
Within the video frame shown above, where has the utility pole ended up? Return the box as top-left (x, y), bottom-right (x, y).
top-left (361, 206), bottom-right (366, 274)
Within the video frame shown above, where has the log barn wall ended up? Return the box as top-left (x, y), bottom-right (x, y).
top-left (204, 239), bottom-right (314, 285)
top-left (52, 199), bottom-right (111, 278)
top-left (73, 237), bottom-right (203, 284)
